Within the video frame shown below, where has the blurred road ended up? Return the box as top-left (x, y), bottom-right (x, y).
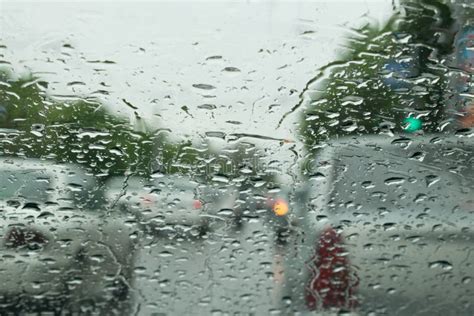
top-left (131, 218), bottom-right (291, 315)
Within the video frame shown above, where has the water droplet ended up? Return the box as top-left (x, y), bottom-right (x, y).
top-left (429, 260), bottom-right (453, 271)
top-left (425, 175), bottom-right (440, 187)
top-left (384, 177), bottom-right (405, 185)
top-left (222, 67), bottom-right (240, 72)
top-left (192, 83), bottom-right (216, 90)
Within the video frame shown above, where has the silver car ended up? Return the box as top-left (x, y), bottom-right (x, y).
top-left (280, 134), bottom-right (474, 315)
top-left (105, 174), bottom-right (239, 236)
top-left (0, 158), bottom-right (140, 314)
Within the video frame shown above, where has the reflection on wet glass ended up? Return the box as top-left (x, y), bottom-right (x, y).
top-left (0, 0), bottom-right (473, 314)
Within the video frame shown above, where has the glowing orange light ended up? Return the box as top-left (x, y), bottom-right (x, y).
top-left (273, 198), bottom-right (289, 216)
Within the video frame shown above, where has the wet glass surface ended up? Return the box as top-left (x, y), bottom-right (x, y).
top-left (0, 0), bottom-right (473, 315)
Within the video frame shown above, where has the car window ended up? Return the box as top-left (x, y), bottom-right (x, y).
top-left (0, 170), bottom-right (51, 202)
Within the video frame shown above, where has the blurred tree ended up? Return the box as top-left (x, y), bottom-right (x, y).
top-left (299, 0), bottom-right (457, 153)
top-left (0, 69), bottom-right (159, 178)
top-left (0, 69), bottom-right (267, 183)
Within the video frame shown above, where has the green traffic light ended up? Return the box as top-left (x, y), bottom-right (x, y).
top-left (403, 117), bottom-right (422, 132)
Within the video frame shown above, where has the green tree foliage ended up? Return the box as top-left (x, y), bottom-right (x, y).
top-left (0, 70), bottom-right (158, 177)
top-left (299, 0), bottom-right (456, 151)
top-left (0, 69), bottom-right (265, 182)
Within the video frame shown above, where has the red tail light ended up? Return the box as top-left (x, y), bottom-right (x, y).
top-left (305, 226), bottom-right (358, 310)
top-left (193, 199), bottom-right (203, 209)
top-left (5, 227), bottom-right (48, 250)
top-left (140, 194), bottom-right (156, 207)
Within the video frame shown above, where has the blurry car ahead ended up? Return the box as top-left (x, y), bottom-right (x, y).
top-left (235, 176), bottom-right (307, 241)
top-left (0, 158), bottom-right (139, 314)
top-left (280, 135), bottom-right (474, 315)
top-left (105, 174), bottom-right (239, 236)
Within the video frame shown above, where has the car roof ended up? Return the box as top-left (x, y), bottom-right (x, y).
top-left (311, 134), bottom-right (474, 167)
top-left (0, 157), bottom-right (93, 180)
top-left (0, 157), bottom-right (97, 206)
top-left (105, 174), bottom-right (199, 191)
top-left (309, 134), bottom-right (474, 217)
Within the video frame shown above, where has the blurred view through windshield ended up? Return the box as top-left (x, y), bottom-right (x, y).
top-left (0, 0), bottom-right (473, 314)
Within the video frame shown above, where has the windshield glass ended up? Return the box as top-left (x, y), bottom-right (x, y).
top-left (1, 0), bottom-right (473, 315)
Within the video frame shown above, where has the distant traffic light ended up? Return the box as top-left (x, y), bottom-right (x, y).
top-left (403, 116), bottom-right (422, 132)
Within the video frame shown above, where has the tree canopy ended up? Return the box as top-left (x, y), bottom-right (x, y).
top-left (0, 69), bottom-right (272, 183)
top-left (299, 0), bottom-right (458, 152)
